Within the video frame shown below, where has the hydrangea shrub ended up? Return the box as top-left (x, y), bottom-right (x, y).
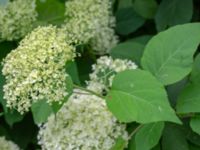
top-left (0, 0), bottom-right (200, 150)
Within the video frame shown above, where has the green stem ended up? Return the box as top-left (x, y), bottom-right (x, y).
top-left (73, 84), bottom-right (104, 99)
top-left (128, 124), bottom-right (143, 140)
top-left (177, 113), bottom-right (195, 119)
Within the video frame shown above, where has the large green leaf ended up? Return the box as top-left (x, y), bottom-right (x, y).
top-left (110, 137), bottom-right (127, 150)
top-left (110, 35), bottom-right (152, 66)
top-left (141, 23), bottom-right (200, 85)
top-left (166, 77), bottom-right (188, 107)
top-left (187, 130), bottom-right (200, 146)
top-left (36, 0), bottom-right (65, 25)
top-left (135, 122), bottom-right (164, 150)
top-left (106, 69), bottom-right (180, 124)
top-left (151, 144), bottom-right (161, 150)
top-left (155, 0), bottom-right (193, 31)
top-left (189, 144), bottom-right (200, 150)
top-left (133, 0), bottom-right (158, 19)
top-left (190, 54), bottom-right (200, 84)
top-left (162, 124), bottom-right (189, 150)
top-left (190, 116), bottom-right (200, 135)
top-left (31, 100), bottom-right (53, 124)
top-left (4, 110), bottom-right (24, 127)
top-left (117, 0), bottom-right (132, 9)
top-left (176, 83), bottom-right (200, 114)
top-left (10, 114), bottom-right (38, 149)
top-left (116, 7), bottom-right (145, 35)
top-left (66, 61), bottom-right (81, 85)
top-left (129, 35), bottom-right (152, 44)
top-left (110, 41), bottom-right (144, 65)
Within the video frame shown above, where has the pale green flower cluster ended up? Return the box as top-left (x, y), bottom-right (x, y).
top-left (63, 0), bottom-right (118, 54)
top-left (0, 0), bottom-right (38, 41)
top-left (2, 26), bottom-right (75, 114)
top-left (38, 89), bottom-right (128, 150)
top-left (87, 56), bottom-right (138, 94)
top-left (0, 137), bottom-right (19, 150)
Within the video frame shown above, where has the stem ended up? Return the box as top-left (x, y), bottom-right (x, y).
top-left (128, 124), bottom-right (143, 140)
top-left (73, 84), bottom-right (104, 99)
top-left (177, 113), bottom-right (195, 119)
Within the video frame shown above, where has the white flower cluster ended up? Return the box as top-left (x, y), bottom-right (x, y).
top-left (0, 137), bottom-right (19, 150)
top-left (90, 24), bottom-right (119, 55)
top-left (87, 56), bottom-right (138, 94)
top-left (2, 26), bottom-right (75, 114)
top-left (63, 0), bottom-right (118, 54)
top-left (38, 89), bottom-right (128, 150)
top-left (0, 0), bottom-right (38, 41)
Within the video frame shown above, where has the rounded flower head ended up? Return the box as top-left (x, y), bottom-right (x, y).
top-left (63, 0), bottom-right (118, 54)
top-left (38, 89), bottom-right (128, 150)
top-left (0, 0), bottom-right (38, 41)
top-left (2, 26), bottom-right (76, 114)
top-left (0, 137), bottom-right (19, 150)
top-left (87, 56), bottom-right (137, 95)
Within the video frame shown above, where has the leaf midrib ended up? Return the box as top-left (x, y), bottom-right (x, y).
top-left (155, 39), bottom-right (186, 77)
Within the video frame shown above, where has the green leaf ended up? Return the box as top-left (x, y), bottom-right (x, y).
top-left (76, 57), bottom-right (94, 85)
top-left (0, 125), bottom-right (8, 137)
top-left (117, 0), bottom-right (132, 9)
top-left (110, 41), bottom-right (144, 65)
top-left (190, 54), bottom-right (200, 84)
top-left (151, 144), bottom-right (161, 150)
top-left (10, 114), bottom-right (38, 149)
top-left (189, 144), bottom-right (200, 150)
top-left (51, 75), bottom-right (73, 113)
top-left (66, 61), bottom-right (81, 85)
top-left (187, 130), bottom-right (200, 146)
top-left (0, 66), bottom-right (7, 112)
top-left (141, 23), bottom-right (200, 85)
top-left (176, 83), bottom-right (200, 114)
top-left (129, 35), bottom-right (152, 44)
top-left (106, 69), bottom-right (180, 124)
top-left (135, 122), bottom-right (164, 150)
top-left (116, 7), bottom-right (145, 35)
top-left (162, 124), bottom-right (189, 150)
top-left (65, 75), bottom-right (73, 95)
top-left (36, 0), bottom-right (65, 25)
top-left (4, 110), bottom-right (24, 127)
top-left (110, 137), bottom-right (127, 150)
top-left (190, 116), bottom-right (200, 135)
top-left (31, 100), bottom-right (53, 124)
top-left (111, 35), bottom-right (152, 66)
top-left (133, 0), bottom-right (158, 19)
top-left (155, 0), bottom-right (193, 31)
top-left (0, 41), bottom-right (16, 62)
top-left (166, 77), bottom-right (188, 107)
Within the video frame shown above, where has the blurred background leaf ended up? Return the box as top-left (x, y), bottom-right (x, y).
top-left (36, 0), bottom-right (65, 25)
top-left (155, 0), bottom-right (193, 31)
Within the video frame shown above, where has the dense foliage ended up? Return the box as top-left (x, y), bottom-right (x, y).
top-left (0, 0), bottom-right (200, 150)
